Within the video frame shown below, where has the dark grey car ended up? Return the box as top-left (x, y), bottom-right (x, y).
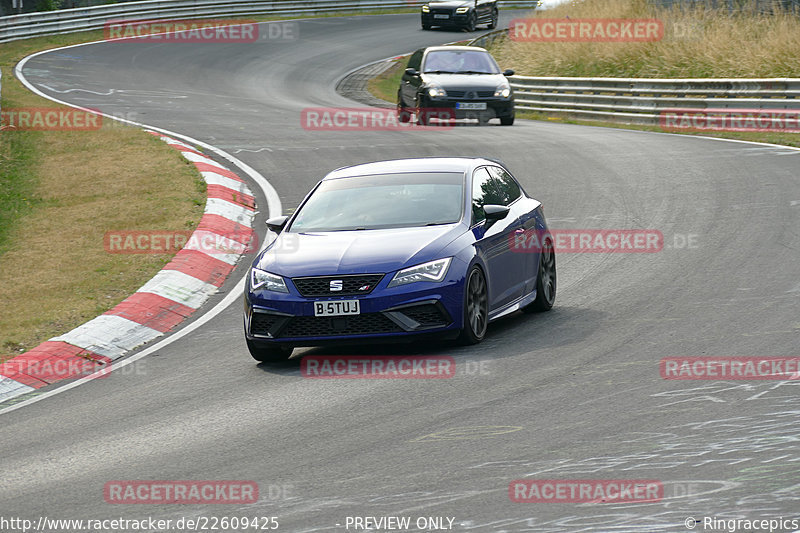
top-left (397, 46), bottom-right (515, 126)
top-left (421, 0), bottom-right (498, 31)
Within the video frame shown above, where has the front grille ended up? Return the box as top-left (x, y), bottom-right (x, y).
top-left (398, 303), bottom-right (450, 328)
top-left (277, 313), bottom-right (402, 338)
top-left (251, 312), bottom-right (282, 336)
top-left (430, 8), bottom-right (453, 14)
top-left (292, 274), bottom-right (384, 297)
top-left (446, 90), bottom-right (494, 99)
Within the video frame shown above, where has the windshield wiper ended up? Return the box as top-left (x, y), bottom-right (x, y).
top-left (454, 70), bottom-right (492, 74)
top-left (424, 70), bottom-right (458, 74)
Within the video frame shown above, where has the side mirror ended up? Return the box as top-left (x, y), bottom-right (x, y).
top-left (266, 215), bottom-right (289, 233)
top-left (483, 204), bottom-right (510, 222)
top-left (503, 69), bottom-right (515, 77)
top-left (405, 68), bottom-right (419, 77)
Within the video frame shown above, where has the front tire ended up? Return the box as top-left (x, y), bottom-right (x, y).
top-left (457, 266), bottom-right (489, 344)
top-left (500, 113), bottom-right (515, 126)
top-left (397, 93), bottom-right (411, 123)
top-left (465, 12), bottom-right (477, 32)
top-left (247, 338), bottom-right (293, 362)
top-left (422, 23), bottom-right (431, 30)
top-left (523, 236), bottom-right (556, 312)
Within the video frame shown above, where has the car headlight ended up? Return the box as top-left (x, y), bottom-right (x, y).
top-left (388, 258), bottom-right (452, 288)
top-left (494, 86), bottom-right (511, 98)
top-left (250, 268), bottom-right (288, 293)
top-left (422, 5), bottom-right (430, 12)
top-left (455, 6), bottom-right (470, 13)
top-left (427, 85), bottom-right (447, 98)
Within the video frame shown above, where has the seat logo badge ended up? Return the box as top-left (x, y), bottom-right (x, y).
top-left (330, 280), bottom-right (343, 291)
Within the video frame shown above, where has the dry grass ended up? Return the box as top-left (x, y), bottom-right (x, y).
top-left (0, 34), bottom-right (206, 361)
top-left (491, 0), bottom-right (800, 77)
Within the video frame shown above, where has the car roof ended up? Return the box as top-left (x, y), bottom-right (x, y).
top-left (323, 157), bottom-right (501, 180)
top-left (422, 45), bottom-right (488, 53)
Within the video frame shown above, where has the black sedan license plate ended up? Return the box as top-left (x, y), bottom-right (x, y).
top-left (314, 300), bottom-right (360, 317)
top-left (434, 13), bottom-right (449, 18)
top-left (456, 102), bottom-right (487, 110)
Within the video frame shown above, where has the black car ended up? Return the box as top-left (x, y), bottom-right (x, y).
top-left (421, 0), bottom-right (498, 31)
top-left (397, 46), bottom-right (515, 126)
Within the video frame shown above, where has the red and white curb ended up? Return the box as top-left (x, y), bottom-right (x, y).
top-left (0, 131), bottom-right (256, 403)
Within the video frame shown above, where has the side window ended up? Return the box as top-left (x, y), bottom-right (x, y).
top-left (471, 167), bottom-right (503, 224)
top-left (407, 50), bottom-right (423, 71)
top-left (488, 166), bottom-right (522, 205)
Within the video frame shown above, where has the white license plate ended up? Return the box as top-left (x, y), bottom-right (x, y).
top-left (456, 102), bottom-right (487, 110)
top-left (433, 13), bottom-right (449, 18)
top-left (314, 300), bottom-right (360, 317)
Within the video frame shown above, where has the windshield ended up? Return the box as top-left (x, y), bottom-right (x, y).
top-left (288, 172), bottom-right (464, 232)
top-left (422, 50), bottom-right (501, 74)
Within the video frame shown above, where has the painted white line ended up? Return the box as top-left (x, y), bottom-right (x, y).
top-left (2, 40), bottom-right (282, 416)
top-left (53, 315), bottom-right (163, 360)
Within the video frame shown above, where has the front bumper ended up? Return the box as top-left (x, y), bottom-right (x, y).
top-left (244, 278), bottom-right (464, 346)
top-left (422, 11), bottom-right (470, 27)
top-left (420, 97), bottom-right (515, 119)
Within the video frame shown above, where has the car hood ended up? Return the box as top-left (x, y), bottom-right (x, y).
top-left (421, 72), bottom-right (507, 90)
top-left (255, 224), bottom-right (463, 277)
top-left (426, 0), bottom-right (472, 7)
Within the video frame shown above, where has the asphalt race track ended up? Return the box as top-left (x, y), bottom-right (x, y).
top-left (2, 12), bottom-right (799, 532)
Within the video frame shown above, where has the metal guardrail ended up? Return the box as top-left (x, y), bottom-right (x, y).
top-left (469, 30), bottom-right (800, 125)
top-left (0, 0), bottom-right (539, 43)
top-left (510, 76), bottom-right (800, 125)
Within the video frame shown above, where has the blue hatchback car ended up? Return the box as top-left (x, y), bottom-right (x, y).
top-left (243, 157), bottom-right (555, 362)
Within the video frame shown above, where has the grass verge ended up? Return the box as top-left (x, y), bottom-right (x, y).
top-left (491, 0), bottom-right (800, 77)
top-left (0, 32), bottom-right (209, 361)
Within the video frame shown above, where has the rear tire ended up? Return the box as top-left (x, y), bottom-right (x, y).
top-left (247, 338), bottom-right (293, 362)
top-left (523, 236), bottom-right (556, 313)
top-left (488, 8), bottom-right (498, 29)
top-left (457, 266), bottom-right (489, 345)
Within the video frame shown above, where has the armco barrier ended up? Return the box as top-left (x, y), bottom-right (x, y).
top-left (0, 0), bottom-right (539, 43)
top-left (510, 76), bottom-right (800, 125)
